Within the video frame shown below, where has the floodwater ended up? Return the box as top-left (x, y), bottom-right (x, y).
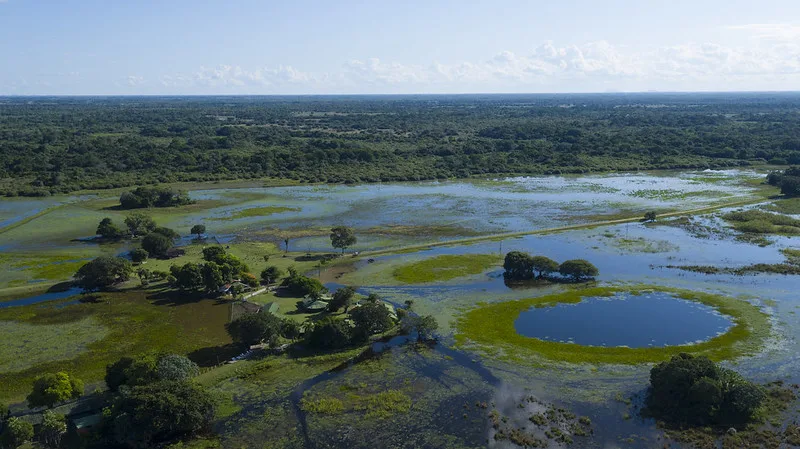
top-left (514, 292), bottom-right (732, 347)
top-left (0, 287), bottom-right (83, 309)
top-left (2, 169), bottom-right (798, 448)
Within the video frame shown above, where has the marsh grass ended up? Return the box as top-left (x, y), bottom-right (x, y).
top-left (392, 254), bottom-right (501, 284)
top-left (0, 288), bottom-right (233, 402)
top-left (210, 205), bottom-right (300, 221)
top-left (764, 198), bottom-right (800, 215)
top-left (454, 286), bottom-right (770, 365)
top-left (723, 209), bottom-right (800, 236)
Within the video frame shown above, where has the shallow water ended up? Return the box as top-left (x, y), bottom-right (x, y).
top-left (514, 292), bottom-right (732, 347)
top-left (0, 287), bottom-right (83, 309)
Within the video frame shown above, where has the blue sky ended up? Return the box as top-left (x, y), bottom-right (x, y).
top-left (2, 0), bottom-right (800, 94)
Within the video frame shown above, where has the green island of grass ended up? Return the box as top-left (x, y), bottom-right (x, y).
top-left (455, 286), bottom-right (770, 365)
top-left (213, 205), bottom-right (300, 221)
top-left (392, 254), bottom-right (501, 284)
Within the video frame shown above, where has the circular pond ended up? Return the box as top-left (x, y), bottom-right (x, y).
top-left (514, 291), bottom-right (732, 347)
top-left (455, 286), bottom-right (770, 364)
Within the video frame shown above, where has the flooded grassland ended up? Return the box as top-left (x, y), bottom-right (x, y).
top-left (1, 169), bottom-right (798, 448)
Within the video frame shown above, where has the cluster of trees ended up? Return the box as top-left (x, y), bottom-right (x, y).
top-left (281, 267), bottom-right (326, 297)
top-left (75, 256), bottom-right (133, 290)
top-left (119, 186), bottom-right (192, 209)
top-left (0, 373), bottom-right (82, 449)
top-left (503, 251), bottom-right (599, 282)
top-left (767, 166), bottom-right (800, 197)
top-left (169, 246), bottom-right (255, 292)
top-left (96, 212), bottom-right (181, 259)
top-left (225, 311), bottom-right (300, 346)
top-left (3, 94), bottom-right (798, 197)
top-left (646, 353), bottom-right (765, 427)
top-left (101, 353), bottom-right (214, 448)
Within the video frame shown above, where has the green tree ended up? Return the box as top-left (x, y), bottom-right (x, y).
top-left (225, 312), bottom-right (282, 345)
top-left (74, 256), bottom-right (132, 290)
top-left (170, 263), bottom-right (204, 291)
top-left (644, 211), bottom-right (657, 222)
top-left (38, 410), bottom-right (67, 449)
top-left (96, 217), bottom-right (124, 239)
top-left (129, 248), bottom-right (149, 264)
top-left (351, 301), bottom-right (393, 341)
top-left (280, 319), bottom-right (301, 341)
top-left (328, 286), bottom-right (356, 312)
top-left (201, 262), bottom-right (224, 292)
top-left (202, 246), bottom-right (226, 262)
top-left (142, 232), bottom-right (173, 257)
top-left (260, 265), bottom-right (282, 284)
top-left (124, 212), bottom-right (156, 237)
top-left (530, 256), bottom-right (559, 278)
top-left (503, 251), bottom-right (535, 280)
top-left (27, 372), bottom-right (83, 409)
top-left (306, 318), bottom-right (352, 349)
top-left (0, 417), bottom-right (34, 448)
top-left (190, 224), bottom-right (206, 239)
top-left (402, 314), bottom-right (439, 341)
top-left (281, 272), bottom-right (325, 297)
top-left (330, 226), bottom-right (357, 254)
top-left (558, 259), bottom-right (599, 281)
top-left (104, 354), bottom-right (159, 391)
top-left (155, 355), bottom-right (199, 382)
top-left (153, 226), bottom-right (179, 239)
top-left (106, 380), bottom-right (215, 448)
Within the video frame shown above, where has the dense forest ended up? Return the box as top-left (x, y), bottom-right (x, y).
top-left (2, 93), bottom-right (800, 196)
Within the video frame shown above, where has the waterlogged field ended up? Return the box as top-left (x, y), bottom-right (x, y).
top-left (3, 169), bottom-right (800, 448)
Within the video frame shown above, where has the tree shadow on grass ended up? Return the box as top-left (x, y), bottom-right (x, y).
top-left (146, 289), bottom-right (228, 307)
top-left (187, 343), bottom-right (242, 367)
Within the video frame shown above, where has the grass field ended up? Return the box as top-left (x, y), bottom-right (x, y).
top-left (392, 254), bottom-right (501, 284)
top-left (455, 285), bottom-right (771, 365)
top-left (0, 287), bottom-right (234, 403)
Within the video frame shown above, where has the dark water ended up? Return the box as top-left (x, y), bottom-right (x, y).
top-left (0, 287), bottom-right (84, 309)
top-left (514, 292), bottom-right (733, 347)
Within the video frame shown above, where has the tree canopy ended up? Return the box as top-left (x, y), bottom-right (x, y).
top-left (646, 353), bottom-right (765, 426)
top-left (74, 256), bottom-right (133, 290)
top-left (558, 259), bottom-right (599, 281)
top-left (141, 232), bottom-right (174, 258)
top-left (27, 372), bottom-right (84, 409)
top-left (530, 256), bottom-right (559, 278)
top-left (330, 226), bottom-right (357, 253)
top-left (225, 312), bottom-right (283, 346)
top-left (503, 251), bottom-right (535, 280)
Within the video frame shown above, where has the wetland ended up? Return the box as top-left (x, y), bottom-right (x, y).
top-left (1, 167), bottom-right (798, 449)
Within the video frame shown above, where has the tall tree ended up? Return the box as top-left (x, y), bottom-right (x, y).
top-left (27, 372), bottom-right (83, 409)
top-left (124, 212), bottom-right (157, 238)
top-left (330, 226), bottom-right (357, 254)
top-left (75, 256), bottom-right (132, 290)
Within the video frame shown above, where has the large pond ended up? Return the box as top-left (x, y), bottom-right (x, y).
top-left (514, 292), bottom-right (733, 347)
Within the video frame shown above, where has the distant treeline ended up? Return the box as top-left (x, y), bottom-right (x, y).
top-left (2, 93), bottom-right (800, 196)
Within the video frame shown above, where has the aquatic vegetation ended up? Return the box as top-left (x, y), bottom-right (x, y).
top-left (722, 209), bottom-right (800, 235)
top-left (392, 254), bottom-right (500, 284)
top-left (0, 289), bottom-right (233, 402)
top-left (0, 318), bottom-right (107, 374)
top-left (764, 198), bottom-right (800, 215)
top-left (455, 286), bottom-right (770, 365)
top-left (211, 205), bottom-right (300, 221)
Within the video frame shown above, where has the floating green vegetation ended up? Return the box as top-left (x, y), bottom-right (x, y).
top-left (0, 318), bottom-right (107, 373)
top-left (602, 234), bottom-right (679, 253)
top-left (301, 389), bottom-right (412, 420)
top-left (764, 198), bottom-right (800, 215)
top-left (392, 254), bottom-right (501, 284)
top-left (631, 189), bottom-right (729, 201)
top-left (454, 286), bottom-right (770, 365)
top-left (781, 248), bottom-right (800, 265)
top-left (212, 205), bottom-right (300, 221)
top-left (670, 263), bottom-right (800, 276)
top-left (722, 209), bottom-right (800, 235)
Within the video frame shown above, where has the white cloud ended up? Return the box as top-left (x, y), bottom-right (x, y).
top-left (153, 37), bottom-right (800, 93)
top-left (127, 75), bottom-right (144, 86)
top-left (727, 23), bottom-right (800, 42)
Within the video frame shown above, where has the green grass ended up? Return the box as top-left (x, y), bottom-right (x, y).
top-left (764, 198), bottom-right (800, 215)
top-left (722, 209), bottom-right (800, 235)
top-left (211, 205), bottom-right (300, 221)
top-left (391, 254), bottom-right (501, 284)
top-left (454, 286), bottom-right (770, 365)
top-left (0, 288), bottom-right (234, 403)
top-left (0, 318), bottom-right (108, 373)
